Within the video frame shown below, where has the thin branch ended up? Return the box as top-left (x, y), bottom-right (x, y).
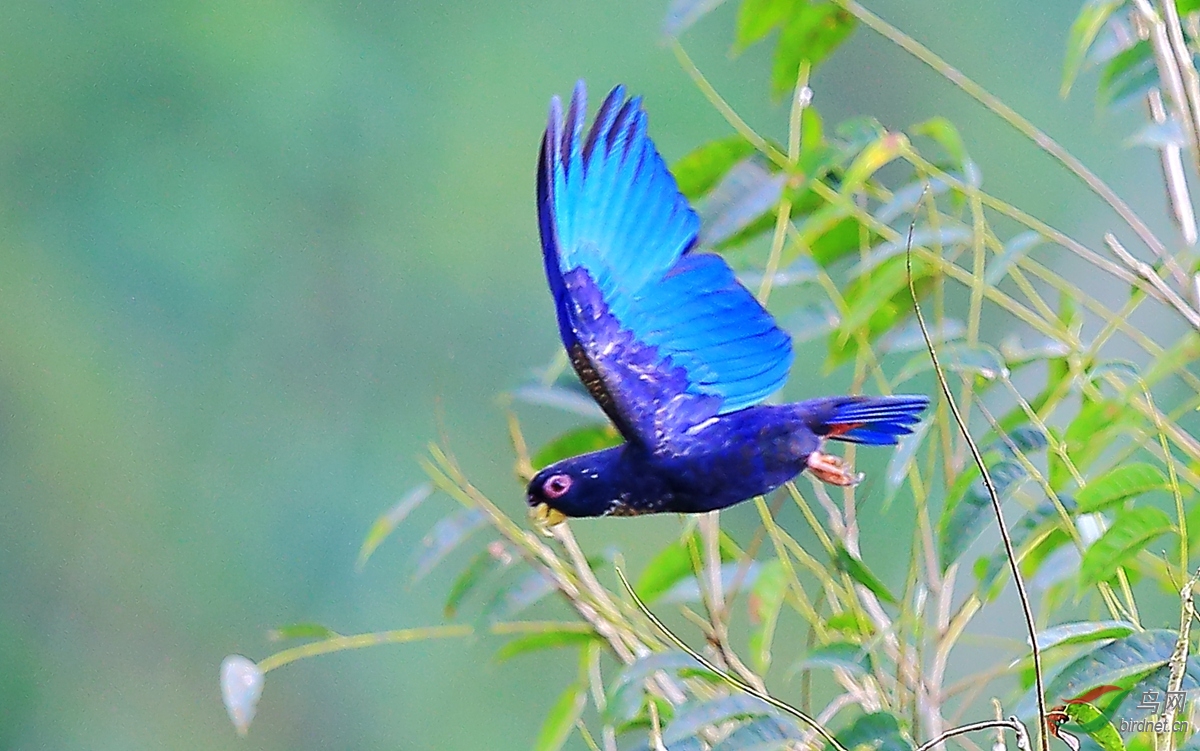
top-left (614, 567), bottom-right (850, 751)
top-left (905, 193), bottom-right (1049, 751)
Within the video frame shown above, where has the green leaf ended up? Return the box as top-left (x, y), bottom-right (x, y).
top-left (937, 460), bottom-right (1026, 570)
top-left (533, 683), bottom-right (586, 751)
top-left (748, 559), bottom-right (787, 673)
top-left (444, 545), bottom-right (512, 617)
top-left (484, 568), bottom-right (557, 622)
top-left (1036, 620), bottom-right (1138, 651)
top-left (1062, 0), bottom-right (1124, 97)
top-left (909, 116), bottom-right (968, 168)
top-left (797, 641), bottom-right (874, 675)
top-left (734, 0), bottom-right (797, 52)
top-left (770, 2), bottom-right (856, 96)
top-left (1079, 506), bottom-right (1173, 587)
top-left (1064, 399), bottom-right (1143, 478)
top-left (1063, 701), bottom-right (1126, 751)
top-left (975, 496), bottom-right (1078, 599)
top-left (699, 158), bottom-right (787, 246)
top-left (357, 482), bottom-right (432, 570)
top-left (835, 543), bottom-right (898, 604)
top-left (531, 424), bottom-right (622, 471)
top-left (985, 231), bottom-right (1045, 286)
top-left (636, 530), bottom-right (739, 603)
top-left (1016, 630), bottom-right (1180, 715)
top-left (1076, 463), bottom-right (1169, 513)
top-left (610, 651), bottom-right (719, 696)
top-left (410, 507), bottom-right (489, 582)
top-left (665, 695), bottom-right (775, 745)
top-left (267, 622), bottom-right (340, 642)
top-left (1097, 40), bottom-right (1157, 108)
top-left (713, 716), bottom-right (802, 751)
top-left (493, 628), bottom-right (599, 663)
top-left (827, 711), bottom-right (913, 751)
top-left (829, 255), bottom-right (932, 368)
top-left (1180, 0), bottom-right (1200, 14)
top-left (673, 135), bottom-right (758, 199)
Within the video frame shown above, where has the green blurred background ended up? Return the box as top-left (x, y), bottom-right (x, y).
top-left (0, 0), bottom-right (1173, 748)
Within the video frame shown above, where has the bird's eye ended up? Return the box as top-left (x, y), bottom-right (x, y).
top-left (543, 474), bottom-right (572, 499)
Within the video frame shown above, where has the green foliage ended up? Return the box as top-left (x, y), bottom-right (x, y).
top-left (242, 1), bottom-right (1200, 748)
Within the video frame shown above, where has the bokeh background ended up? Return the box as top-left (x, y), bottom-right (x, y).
top-left (0, 0), bottom-right (1176, 748)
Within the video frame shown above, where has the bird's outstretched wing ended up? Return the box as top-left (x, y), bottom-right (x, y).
top-left (537, 82), bottom-right (793, 448)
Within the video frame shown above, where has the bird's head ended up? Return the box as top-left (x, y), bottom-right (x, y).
top-left (526, 447), bottom-right (624, 525)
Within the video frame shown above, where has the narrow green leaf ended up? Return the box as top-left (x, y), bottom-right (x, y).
top-left (713, 716), bottom-right (802, 751)
top-left (1075, 463), bottom-right (1169, 514)
top-left (770, 2), bottom-right (856, 96)
top-left (830, 254), bottom-right (932, 368)
top-left (975, 496), bottom-right (1078, 599)
top-left (827, 712), bottom-right (913, 751)
top-left (609, 651), bottom-right (719, 695)
top-left (531, 424), bottom-right (621, 471)
top-left (1097, 40), bottom-right (1157, 107)
top-left (748, 559), bottom-right (787, 673)
top-left (665, 695), bottom-right (775, 745)
top-left (796, 641), bottom-right (874, 675)
top-left (533, 683), bottom-right (586, 751)
top-left (636, 531), bottom-right (739, 603)
top-left (1079, 507), bottom-right (1173, 587)
top-left (909, 116), bottom-right (968, 167)
top-left (937, 460), bottom-right (1026, 570)
top-left (410, 507), bottom-right (489, 582)
top-left (835, 544), bottom-right (898, 604)
top-left (985, 231), bottom-right (1045, 285)
top-left (1062, 0), bottom-right (1124, 97)
top-left (445, 545), bottom-right (512, 618)
top-left (1064, 702), bottom-right (1125, 751)
top-left (1016, 630), bottom-right (1179, 716)
top-left (673, 135), bottom-right (758, 199)
top-left (493, 629), bottom-right (599, 663)
top-left (1036, 621), bottom-right (1138, 651)
top-left (267, 622), bottom-right (341, 642)
top-left (734, 0), bottom-right (796, 52)
top-left (357, 482), bottom-right (432, 570)
top-left (484, 568), bottom-right (557, 622)
top-left (661, 561), bottom-right (760, 604)
top-left (699, 158), bottom-right (787, 246)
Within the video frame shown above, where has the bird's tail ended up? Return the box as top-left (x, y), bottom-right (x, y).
top-left (796, 395), bottom-right (929, 446)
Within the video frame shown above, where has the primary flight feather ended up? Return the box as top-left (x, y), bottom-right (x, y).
top-left (527, 82), bottom-right (929, 523)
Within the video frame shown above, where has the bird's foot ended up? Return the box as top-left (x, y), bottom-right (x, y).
top-left (807, 451), bottom-right (863, 487)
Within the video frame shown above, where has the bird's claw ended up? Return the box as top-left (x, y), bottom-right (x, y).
top-left (807, 451), bottom-right (863, 487)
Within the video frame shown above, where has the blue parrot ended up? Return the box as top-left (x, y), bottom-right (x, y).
top-left (526, 82), bottom-right (929, 524)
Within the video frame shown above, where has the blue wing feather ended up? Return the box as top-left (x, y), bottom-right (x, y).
top-left (537, 82), bottom-right (794, 445)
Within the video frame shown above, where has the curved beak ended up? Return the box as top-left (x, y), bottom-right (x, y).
top-left (530, 502), bottom-right (568, 527)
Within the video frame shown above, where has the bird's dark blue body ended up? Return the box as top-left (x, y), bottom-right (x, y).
top-left (526, 82), bottom-right (929, 522)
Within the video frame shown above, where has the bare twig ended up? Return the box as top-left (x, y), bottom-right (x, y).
top-left (1104, 234), bottom-right (1200, 331)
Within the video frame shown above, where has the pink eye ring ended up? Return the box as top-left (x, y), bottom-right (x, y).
top-left (543, 474), bottom-right (572, 499)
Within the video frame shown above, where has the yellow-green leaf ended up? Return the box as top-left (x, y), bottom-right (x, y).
top-left (1080, 507), bottom-right (1173, 587)
top-left (533, 683), bottom-right (586, 751)
top-left (1062, 0), bottom-right (1124, 97)
top-left (1076, 463), bottom-right (1169, 513)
